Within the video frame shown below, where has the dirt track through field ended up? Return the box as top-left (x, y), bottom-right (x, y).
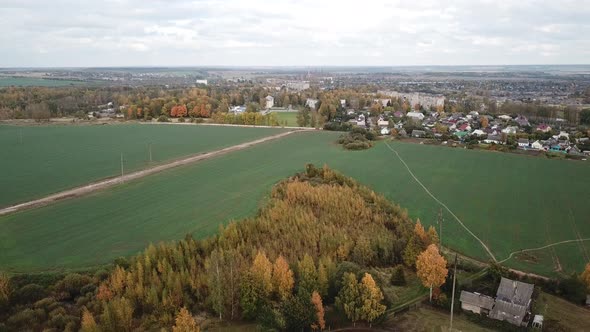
top-left (0, 130), bottom-right (306, 216)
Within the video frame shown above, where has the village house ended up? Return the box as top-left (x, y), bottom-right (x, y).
top-left (518, 138), bottom-right (530, 148)
top-left (515, 115), bottom-right (530, 127)
top-left (406, 111), bottom-right (425, 120)
top-left (380, 127), bottom-right (390, 135)
top-left (553, 131), bottom-right (569, 140)
top-left (460, 277), bottom-right (534, 327)
top-left (229, 106), bottom-right (246, 114)
top-left (377, 117), bottom-right (389, 127)
top-left (265, 96), bottom-right (274, 109)
top-left (305, 98), bottom-right (318, 109)
top-left (411, 129), bottom-right (426, 138)
top-left (536, 124), bottom-right (552, 133)
top-left (531, 140), bottom-right (544, 150)
top-left (489, 278), bottom-right (534, 326)
top-left (502, 126), bottom-right (518, 135)
top-left (460, 291), bottom-right (495, 315)
top-left (356, 114), bottom-right (366, 127)
top-left (483, 135), bottom-right (502, 144)
top-left (471, 129), bottom-right (486, 137)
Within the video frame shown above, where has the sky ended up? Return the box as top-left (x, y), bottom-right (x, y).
top-left (1, 0), bottom-right (589, 67)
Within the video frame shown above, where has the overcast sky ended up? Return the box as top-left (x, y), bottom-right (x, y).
top-left (1, 0), bottom-right (589, 67)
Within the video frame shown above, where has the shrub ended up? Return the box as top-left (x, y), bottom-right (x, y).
top-left (390, 265), bottom-right (406, 286)
top-left (324, 122), bottom-right (352, 131)
top-left (11, 284), bottom-right (48, 305)
top-left (54, 273), bottom-right (93, 300)
top-left (344, 141), bottom-right (372, 150)
top-left (178, 117), bottom-right (186, 123)
top-left (157, 115), bottom-right (169, 122)
top-left (94, 269), bottom-right (110, 281)
top-left (195, 118), bottom-right (204, 123)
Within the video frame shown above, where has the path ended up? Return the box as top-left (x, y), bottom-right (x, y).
top-left (0, 130), bottom-right (307, 216)
top-left (384, 140), bottom-right (498, 262)
top-left (384, 140), bottom-right (590, 279)
top-left (499, 238), bottom-right (590, 264)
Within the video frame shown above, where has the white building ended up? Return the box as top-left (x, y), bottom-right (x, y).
top-left (229, 106), bottom-right (246, 114)
top-left (471, 129), bottom-right (485, 137)
top-left (265, 96), bottom-right (274, 109)
top-left (501, 126), bottom-right (518, 134)
top-left (406, 111), bottom-right (425, 120)
top-left (286, 81), bottom-right (310, 91)
top-left (553, 131), bottom-right (570, 140)
top-left (531, 140), bottom-right (544, 150)
top-left (196, 79), bottom-right (208, 85)
top-left (306, 98), bottom-right (319, 109)
top-left (517, 138), bottom-right (530, 148)
top-left (356, 114), bottom-right (366, 127)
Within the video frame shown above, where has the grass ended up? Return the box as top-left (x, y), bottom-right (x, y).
top-left (384, 306), bottom-right (495, 332)
top-left (273, 111), bottom-right (301, 127)
top-left (1, 133), bottom-right (589, 275)
top-left (0, 124), bottom-right (289, 207)
top-left (0, 77), bottom-right (86, 87)
top-left (533, 291), bottom-right (590, 330)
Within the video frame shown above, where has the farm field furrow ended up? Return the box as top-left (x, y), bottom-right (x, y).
top-left (1, 131), bottom-right (589, 276)
top-left (0, 124), bottom-right (290, 208)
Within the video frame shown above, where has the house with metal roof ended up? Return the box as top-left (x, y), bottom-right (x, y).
top-left (488, 277), bottom-right (534, 327)
top-left (460, 291), bottom-right (495, 315)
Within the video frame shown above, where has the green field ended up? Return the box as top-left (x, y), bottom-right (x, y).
top-left (1, 131), bottom-right (589, 276)
top-left (0, 77), bottom-right (86, 87)
top-left (273, 111), bottom-right (300, 127)
top-left (0, 124), bottom-right (289, 207)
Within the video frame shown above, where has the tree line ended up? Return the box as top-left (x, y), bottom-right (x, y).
top-left (0, 165), bottom-right (452, 331)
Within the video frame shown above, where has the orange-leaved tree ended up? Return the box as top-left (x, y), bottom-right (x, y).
top-left (581, 263), bottom-right (590, 292)
top-left (416, 244), bottom-right (448, 302)
top-left (311, 291), bottom-right (325, 331)
top-left (272, 255), bottom-right (294, 300)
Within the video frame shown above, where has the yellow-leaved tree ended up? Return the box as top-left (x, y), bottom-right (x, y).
top-left (272, 255), bottom-right (294, 300)
top-left (416, 244), bottom-right (448, 302)
top-left (251, 250), bottom-right (273, 297)
top-left (358, 273), bottom-right (386, 327)
top-left (80, 308), bottom-right (99, 332)
top-left (172, 307), bottom-right (199, 332)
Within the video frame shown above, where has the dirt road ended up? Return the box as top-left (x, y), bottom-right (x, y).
top-left (0, 130), bottom-right (306, 216)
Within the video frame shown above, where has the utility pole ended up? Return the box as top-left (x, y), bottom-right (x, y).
top-left (149, 143), bottom-right (152, 163)
top-left (449, 254), bottom-right (458, 332)
top-left (120, 153), bottom-right (124, 179)
top-left (438, 208), bottom-right (443, 250)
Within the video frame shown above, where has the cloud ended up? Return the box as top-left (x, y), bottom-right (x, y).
top-left (0, 0), bottom-right (589, 66)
